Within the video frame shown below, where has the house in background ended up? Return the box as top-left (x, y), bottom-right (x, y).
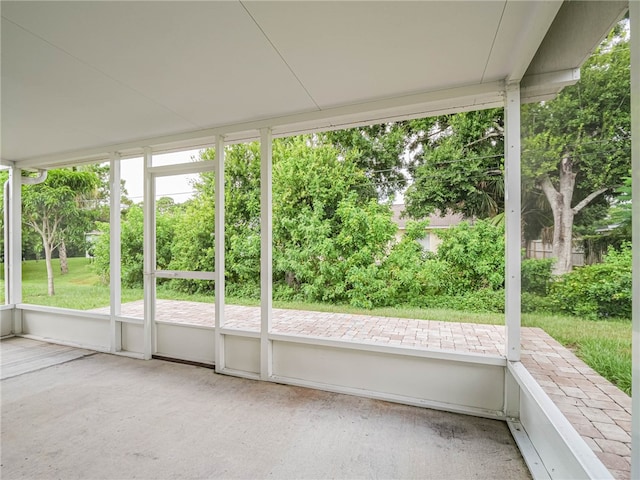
top-left (391, 204), bottom-right (464, 253)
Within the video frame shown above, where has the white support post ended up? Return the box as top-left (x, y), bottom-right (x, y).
top-left (214, 135), bottom-right (226, 370)
top-left (109, 152), bottom-right (122, 352)
top-left (630, 2), bottom-right (639, 478)
top-left (260, 128), bottom-right (273, 380)
top-left (8, 167), bottom-right (22, 332)
top-left (143, 148), bottom-right (155, 360)
top-left (504, 83), bottom-right (522, 362)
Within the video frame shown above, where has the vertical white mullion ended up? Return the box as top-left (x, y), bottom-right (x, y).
top-left (109, 152), bottom-right (122, 352)
top-left (143, 148), bottom-right (155, 360)
top-left (504, 82), bottom-right (522, 362)
top-left (3, 166), bottom-right (11, 305)
top-left (8, 167), bottom-right (22, 332)
top-left (629, 2), bottom-right (639, 478)
top-left (214, 135), bottom-right (226, 370)
top-left (260, 128), bottom-right (273, 380)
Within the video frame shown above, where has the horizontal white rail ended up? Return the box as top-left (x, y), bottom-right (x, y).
top-left (155, 270), bottom-right (215, 280)
top-left (18, 303), bottom-right (110, 321)
top-left (268, 332), bottom-right (506, 366)
top-left (147, 161), bottom-right (214, 177)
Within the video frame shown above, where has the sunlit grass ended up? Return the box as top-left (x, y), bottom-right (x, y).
top-left (7, 258), bottom-right (633, 395)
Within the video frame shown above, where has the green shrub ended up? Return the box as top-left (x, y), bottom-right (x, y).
top-left (92, 205), bottom-right (175, 288)
top-left (435, 220), bottom-right (505, 291)
top-left (415, 289), bottom-right (505, 313)
top-left (521, 258), bottom-right (554, 295)
top-left (521, 292), bottom-right (555, 313)
top-left (550, 243), bottom-right (632, 319)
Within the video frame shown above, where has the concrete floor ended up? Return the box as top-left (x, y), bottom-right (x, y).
top-left (1, 337), bottom-right (531, 480)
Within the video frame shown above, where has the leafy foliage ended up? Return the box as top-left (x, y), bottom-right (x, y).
top-left (521, 258), bottom-right (554, 296)
top-left (321, 124), bottom-right (410, 200)
top-left (93, 205), bottom-right (175, 288)
top-left (21, 169), bottom-right (101, 295)
top-left (435, 220), bottom-right (505, 291)
top-left (405, 110), bottom-right (505, 220)
top-left (550, 243), bottom-right (632, 319)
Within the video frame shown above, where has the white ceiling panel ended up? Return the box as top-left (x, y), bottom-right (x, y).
top-left (244, 1), bottom-right (505, 108)
top-left (1, 17), bottom-right (199, 159)
top-left (1, 1), bottom-right (317, 126)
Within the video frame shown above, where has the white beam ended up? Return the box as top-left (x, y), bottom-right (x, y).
top-left (154, 270), bottom-right (215, 281)
top-left (8, 167), bottom-right (22, 332)
top-left (214, 135), bottom-right (226, 370)
top-left (143, 147), bottom-right (155, 360)
top-left (260, 128), bottom-right (273, 380)
top-left (504, 83), bottom-right (522, 362)
top-left (520, 68), bottom-right (580, 102)
top-left (630, 2), bottom-right (640, 479)
top-left (147, 161), bottom-right (214, 178)
top-left (109, 152), bottom-right (122, 353)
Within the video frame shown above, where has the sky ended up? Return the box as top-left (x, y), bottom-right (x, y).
top-left (120, 149), bottom-right (201, 204)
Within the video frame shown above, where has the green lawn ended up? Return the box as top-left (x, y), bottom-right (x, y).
top-left (0, 258), bottom-right (632, 395)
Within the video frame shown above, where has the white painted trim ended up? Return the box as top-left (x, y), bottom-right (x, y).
top-left (260, 128), bottom-right (273, 380)
top-left (154, 270), bottom-right (215, 280)
top-left (504, 83), bottom-right (522, 362)
top-left (0, 304), bottom-right (14, 311)
top-left (17, 303), bottom-right (110, 321)
top-left (521, 68), bottom-right (580, 95)
top-left (508, 361), bottom-right (613, 479)
top-left (143, 147), bottom-right (155, 360)
top-left (630, 2), bottom-right (640, 479)
top-left (507, 420), bottom-right (551, 480)
top-left (147, 161), bottom-right (214, 177)
top-left (109, 152), bottom-right (122, 353)
top-left (155, 320), bottom-right (214, 331)
top-left (268, 333), bottom-right (506, 366)
top-left (115, 351), bottom-right (145, 360)
top-left (214, 135), bottom-right (226, 370)
top-left (114, 316), bottom-right (144, 325)
top-left (219, 328), bottom-right (259, 338)
top-left (269, 374), bottom-right (506, 421)
top-left (216, 367), bottom-right (261, 381)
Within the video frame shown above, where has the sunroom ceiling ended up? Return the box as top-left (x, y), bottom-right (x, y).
top-left (0, 1), bottom-right (628, 168)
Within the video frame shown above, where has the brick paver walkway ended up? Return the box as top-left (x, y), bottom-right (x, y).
top-left (99, 300), bottom-right (632, 479)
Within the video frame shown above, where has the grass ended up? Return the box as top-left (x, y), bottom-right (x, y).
top-left (0, 258), bottom-right (632, 395)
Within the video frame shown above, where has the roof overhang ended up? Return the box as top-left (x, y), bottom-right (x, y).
top-left (1, 1), bottom-right (628, 169)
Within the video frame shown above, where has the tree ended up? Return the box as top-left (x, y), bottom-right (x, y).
top-left (404, 110), bottom-right (505, 220)
top-left (522, 25), bottom-right (630, 274)
top-left (22, 169), bottom-right (99, 295)
top-left (168, 136), bottom-right (395, 302)
top-left (321, 124), bottom-right (412, 201)
top-left (404, 23), bottom-right (630, 275)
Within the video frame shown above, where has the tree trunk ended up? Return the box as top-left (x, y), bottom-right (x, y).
top-left (59, 239), bottom-right (68, 275)
top-left (540, 157), bottom-right (576, 276)
top-left (539, 156), bottom-right (608, 277)
top-left (43, 240), bottom-right (55, 296)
